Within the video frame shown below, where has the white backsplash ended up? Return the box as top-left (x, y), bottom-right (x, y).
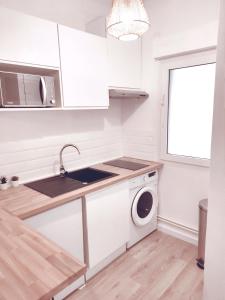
top-left (0, 101), bottom-right (123, 183)
top-left (0, 129), bottom-right (123, 183)
top-left (123, 128), bottom-right (158, 161)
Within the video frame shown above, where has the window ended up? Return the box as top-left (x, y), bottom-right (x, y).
top-left (161, 52), bottom-right (216, 166)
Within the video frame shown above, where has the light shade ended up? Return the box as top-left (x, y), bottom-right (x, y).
top-left (107, 0), bottom-right (150, 41)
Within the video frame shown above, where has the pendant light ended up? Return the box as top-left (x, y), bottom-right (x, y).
top-left (107, 0), bottom-right (150, 41)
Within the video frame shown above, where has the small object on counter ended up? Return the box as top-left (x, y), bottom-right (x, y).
top-left (11, 176), bottom-right (20, 188)
top-left (0, 176), bottom-right (8, 190)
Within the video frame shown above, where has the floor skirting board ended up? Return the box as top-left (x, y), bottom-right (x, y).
top-left (157, 216), bottom-right (198, 245)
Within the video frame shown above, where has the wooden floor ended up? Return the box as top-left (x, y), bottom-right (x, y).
top-left (67, 231), bottom-right (203, 300)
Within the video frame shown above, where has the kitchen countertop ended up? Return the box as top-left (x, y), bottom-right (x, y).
top-left (0, 157), bottom-right (162, 300)
top-left (0, 157), bottom-right (163, 220)
top-left (0, 208), bottom-right (86, 300)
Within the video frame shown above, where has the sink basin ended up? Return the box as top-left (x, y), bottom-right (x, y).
top-left (65, 167), bottom-right (117, 184)
top-left (25, 176), bottom-right (84, 198)
top-left (25, 167), bottom-right (118, 198)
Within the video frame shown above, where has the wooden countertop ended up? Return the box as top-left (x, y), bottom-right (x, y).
top-left (0, 157), bottom-right (162, 300)
top-left (0, 208), bottom-right (86, 300)
top-left (0, 157), bottom-right (162, 220)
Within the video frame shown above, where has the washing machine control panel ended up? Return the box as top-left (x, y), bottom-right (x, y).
top-left (143, 172), bottom-right (157, 183)
top-left (129, 171), bottom-right (158, 189)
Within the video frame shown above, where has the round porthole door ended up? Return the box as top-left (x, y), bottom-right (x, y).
top-left (131, 187), bottom-right (157, 226)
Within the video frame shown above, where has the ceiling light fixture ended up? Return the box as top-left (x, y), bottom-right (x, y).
top-left (107, 0), bottom-right (150, 42)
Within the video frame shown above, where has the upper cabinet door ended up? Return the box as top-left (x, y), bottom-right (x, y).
top-left (0, 7), bottom-right (60, 67)
top-left (58, 25), bottom-right (109, 108)
top-left (107, 36), bottom-right (141, 89)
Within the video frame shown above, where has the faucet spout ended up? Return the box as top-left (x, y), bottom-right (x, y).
top-left (59, 144), bottom-right (80, 176)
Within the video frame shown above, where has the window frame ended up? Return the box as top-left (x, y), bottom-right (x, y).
top-left (160, 50), bottom-right (216, 167)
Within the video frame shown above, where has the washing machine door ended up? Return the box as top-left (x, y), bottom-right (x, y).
top-left (132, 186), bottom-right (157, 226)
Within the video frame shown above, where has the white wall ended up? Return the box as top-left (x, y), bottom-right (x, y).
top-left (122, 0), bottom-right (220, 237)
top-left (204, 0), bottom-right (225, 297)
top-left (148, 0), bottom-right (219, 37)
top-left (0, 101), bottom-right (123, 183)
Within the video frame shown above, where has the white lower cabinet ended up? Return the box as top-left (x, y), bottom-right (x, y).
top-left (85, 181), bottom-right (129, 279)
top-left (24, 199), bottom-right (85, 300)
top-left (24, 182), bottom-right (130, 292)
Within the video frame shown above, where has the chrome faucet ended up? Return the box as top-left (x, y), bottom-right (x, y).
top-left (59, 144), bottom-right (80, 176)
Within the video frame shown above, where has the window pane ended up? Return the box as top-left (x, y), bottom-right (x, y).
top-left (167, 63), bottom-right (216, 159)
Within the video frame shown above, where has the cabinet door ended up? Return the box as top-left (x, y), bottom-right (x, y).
top-left (0, 7), bottom-right (59, 67)
top-left (108, 35), bottom-right (141, 89)
top-left (58, 25), bottom-right (109, 108)
top-left (86, 181), bottom-right (129, 268)
top-left (24, 199), bottom-right (84, 299)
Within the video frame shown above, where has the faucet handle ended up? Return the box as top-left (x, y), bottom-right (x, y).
top-left (60, 166), bottom-right (66, 177)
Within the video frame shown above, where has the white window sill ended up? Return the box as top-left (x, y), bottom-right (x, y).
top-left (161, 153), bottom-right (210, 168)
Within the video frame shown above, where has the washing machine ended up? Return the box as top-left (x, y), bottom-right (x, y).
top-left (127, 170), bottom-right (158, 249)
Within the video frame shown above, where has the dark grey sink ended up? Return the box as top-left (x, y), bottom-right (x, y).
top-left (65, 167), bottom-right (117, 184)
top-left (25, 176), bottom-right (84, 198)
top-left (25, 167), bottom-right (118, 198)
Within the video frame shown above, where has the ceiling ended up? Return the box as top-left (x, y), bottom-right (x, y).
top-left (71, 0), bottom-right (112, 23)
top-left (0, 0), bottom-right (113, 28)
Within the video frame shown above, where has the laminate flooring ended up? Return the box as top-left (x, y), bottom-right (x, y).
top-left (67, 231), bottom-right (203, 300)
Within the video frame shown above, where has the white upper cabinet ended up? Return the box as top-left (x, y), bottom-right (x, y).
top-left (58, 25), bottom-right (109, 108)
top-left (107, 35), bottom-right (142, 89)
top-left (0, 7), bottom-right (60, 67)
